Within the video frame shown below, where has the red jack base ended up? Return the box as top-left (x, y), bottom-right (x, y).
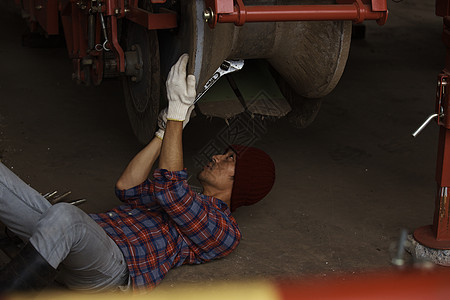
top-left (414, 225), bottom-right (450, 250)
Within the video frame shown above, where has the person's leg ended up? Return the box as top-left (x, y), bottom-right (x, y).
top-left (0, 162), bottom-right (127, 291)
top-left (30, 203), bottom-right (128, 291)
top-left (0, 162), bottom-right (51, 240)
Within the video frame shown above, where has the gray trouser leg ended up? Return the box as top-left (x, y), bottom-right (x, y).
top-left (0, 163), bottom-right (128, 291)
top-left (30, 203), bottom-right (128, 291)
top-left (0, 163), bottom-right (51, 240)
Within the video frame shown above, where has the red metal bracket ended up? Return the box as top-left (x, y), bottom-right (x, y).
top-left (110, 15), bottom-right (125, 73)
top-left (125, 7), bottom-right (177, 30)
top-left (234, 0), bottom-right (246, 26)
top-left (337, 0), bottom-right (387, 12)
top-left (205, 0), bottom-right (234, 14)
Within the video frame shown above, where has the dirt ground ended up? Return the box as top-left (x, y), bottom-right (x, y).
top-left (0, 0), bottom-right (445, 291)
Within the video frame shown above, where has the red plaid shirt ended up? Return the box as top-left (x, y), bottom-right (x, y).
top-left (90, 168), bottom-right (241, 289)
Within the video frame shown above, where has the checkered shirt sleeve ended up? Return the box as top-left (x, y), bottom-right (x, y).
top-left (115, 178), bottom-right (159, 209)
top-left (153, 168), bottom-right (241, 261)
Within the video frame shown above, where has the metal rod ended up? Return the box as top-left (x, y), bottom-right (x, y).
top-left (51, 191), bottom-right (72, 204)
top-left (217, 4), bottom-right (387, 25)
top-left (412, 113), bottom-right (439, 137)
top-left (110, 15), bottom-right (125, 72)
top-left (69, 199), bottom-right (87, 206)
top-left (43, 191), bottom-right (57, 199)
top-left (88, 14), bottom-right (95, 50)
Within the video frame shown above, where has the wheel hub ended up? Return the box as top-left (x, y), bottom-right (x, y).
top-left (124, 44), bottom-right (144, 83)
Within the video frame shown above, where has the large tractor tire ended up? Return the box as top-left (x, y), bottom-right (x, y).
top-left (122, 3), bottom-right (160, 144)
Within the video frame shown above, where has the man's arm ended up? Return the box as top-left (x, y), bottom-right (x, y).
top-left (116, 137), bottom-right (162, 190)
top-left (158, 53), bottom-right (196, 171)
top-left (116, 54), bottom-right (195, 189)
top-left (158, 120), bottom-right (183, 171)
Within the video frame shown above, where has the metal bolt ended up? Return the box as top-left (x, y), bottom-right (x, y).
top-left (80, 4), bottom-right (87, 10)
top-left (203, 8), bottom-right (214, 23)
top-left (131, 76), bottom-right (137, 82)
top-left (114, 8), bottom-right (120, 15)
top-left (124, 8), bottom-right (130, 13)
top-left (35, 5), bottom-right (43, 10)
top-left (135, 63), bottom-right (142, 70)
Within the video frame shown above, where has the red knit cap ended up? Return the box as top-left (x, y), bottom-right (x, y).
top-left (230, 145), bottom-right (275, 211)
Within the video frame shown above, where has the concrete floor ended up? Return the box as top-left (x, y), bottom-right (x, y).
top-left (0, 0), bottom-right (445, 290)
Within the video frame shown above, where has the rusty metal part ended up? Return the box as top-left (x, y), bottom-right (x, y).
top-left (204, 0), bottom-right (388, 27)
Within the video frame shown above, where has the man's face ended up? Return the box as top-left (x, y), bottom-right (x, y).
top-left (197, 149), bottom-right (236, 190)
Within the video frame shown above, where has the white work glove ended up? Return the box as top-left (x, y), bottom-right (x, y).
top-left (155, 105), bottom-right (195, 140)
top-left (166, 53), bottom-right (197, 122)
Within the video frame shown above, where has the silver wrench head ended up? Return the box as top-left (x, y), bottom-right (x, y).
top-left (220, 59), bottom-right (244, 74)
top-left (194, 59), bottom-right (245, 103)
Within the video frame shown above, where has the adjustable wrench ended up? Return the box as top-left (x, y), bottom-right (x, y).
top-left (194, 59), bottom-right (244, 104)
